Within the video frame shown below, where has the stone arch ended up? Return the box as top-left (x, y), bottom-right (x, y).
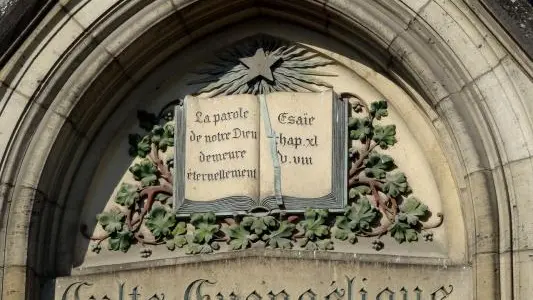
top-left (0, 0), bottom-right (530, 299)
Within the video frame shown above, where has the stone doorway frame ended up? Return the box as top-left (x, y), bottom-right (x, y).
top-left (0, 0), bottom-right (531, 299)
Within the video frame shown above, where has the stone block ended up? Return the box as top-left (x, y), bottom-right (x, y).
top-left (0, 5), bottom-right (84, 97)
top-left (60, 0), bottom-right (121, 29)
top-left (0, 86), bottom-right (30, 166)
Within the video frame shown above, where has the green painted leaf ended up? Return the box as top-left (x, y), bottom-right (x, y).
top-left (172, 221), bottom-right (187, 236)
top-left (137, 110), bottom-right (159, 131)
top-left (334, 198), bottom-right (378, 236)
top-left (155, 193), bottom-right (171, 203)
top-left (333, 226), bottom-right (357, 244)
top-left (97, 210), bottom-right (124, 233)
top-left (159, 122), bottom-right (175, 152)
top-left (224, 224), bottom-right (254, 250)
top-left (372, 125), bottom-right (397, 149)
top-left (405, 228), bottom-right (418, 242)
top-left (150, 122), bottom-right (175, 152)
top-left (114, 183), bottom-right (139, 207)
top-left (348, 117), bottom-right (371, 141)
top-left (316, 239), bottom-right (334, 250)
top-left (398, 197), bottom-right (428, 225)
top-left (263, 221), bottom-right (294, 249)
top-left (108, 229), bottom-right (133, 252)
top-left (128, 134), bottom-right (152, 158)
top-left (145, 206), bottom-right (176, 240)
top-left (241, 216), bottom-right (276, 235)
top-left (382, 172), bottom-right (409, 198)
top-left (190, 212), bottom-right (216, 226)
top-left (175, 235), bottom-right (188, 247)
top-left (186, 242), bottom-right (214, 254)
top-left (129, 159), bottom-right (158, 187)
top-left (194, 223), bottom-right (220, 244)
top-left (390, 221), bottom-right (418, 243)
top-left (190, 212), bottom-right (219, 244)
top-left (370, 101), bottom-right (388, 120)
top-left (166, 234), bottom-right (188, 251)
top-left (364, 152), bottom-right (395, 179)
top-left (151, 125), bottom-right (165, 144)
top-left (299, 209), bottom-right (329, 240)
top-left (389, 198), bottom-right (428, 243)
top-left (141, 174), bottom-right (158, 187)
top-left (349, 185), bottom-right (371, 199)
top-left (304, 239), bottom-right (333, 251)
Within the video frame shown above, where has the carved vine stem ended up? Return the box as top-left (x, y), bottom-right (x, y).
top-left (422, 213), bottom-right (444, 229)
top-left (86, 93), bottom-right (443, 254)
top-left (149, 143), bottom-right (173, 184)
top-left (132, 185), bottom-right (173, 232)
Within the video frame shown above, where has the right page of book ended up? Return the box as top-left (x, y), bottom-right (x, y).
top-left (259, 90), bottom-right (333, 201)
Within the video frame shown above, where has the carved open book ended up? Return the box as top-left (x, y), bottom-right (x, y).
top-left (174, 90), bottom-right (347, 215)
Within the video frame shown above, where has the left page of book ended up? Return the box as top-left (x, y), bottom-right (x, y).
top-left (184, 94), bottom-right (260, 202)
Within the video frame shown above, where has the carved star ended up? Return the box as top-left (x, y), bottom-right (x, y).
top-left (239, 48), bottom-right (280, 83)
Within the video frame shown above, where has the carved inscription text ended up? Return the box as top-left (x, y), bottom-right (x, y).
top-left (60, 276), bottom-right (454, 300)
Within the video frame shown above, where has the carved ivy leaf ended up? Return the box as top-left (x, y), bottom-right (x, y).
top-left (372, 125), bottom-right (397, 149)
top-left (299, 209), bottom-right (329, 240)
top-left (304, 239), bottom-right (334, 251)
top-left (159, 122), bottom-right (175, 152)
top-left (348, 185), bottom-right (371, 200)
top-left (173, 221), bottom-right (187, 236)
top-left (364, 153), bottom-right (395, 179)
top-left (166, 236), bottom-right (187, 251)
top-left (128, 134), bottom-right (151, 158)
top-left (333, 227), bottom-right (357, 244)
top-left (389, 198), bottom-right (428, 243)
top-left (97, 210), bottom-right (124, 233)
top-left (137, 110), bottom-right (159, 131)
top-left (348, 117), bottom-right (372, 141)
top-left (129, 159), bottom-right (158, 187)
top-left (145, 206), bottom-right (176, 240)
top-left (190, 212), bottom-right (220, 244)
top-left (382, 172), bottom-right (410, 198)
top-left (186, 242), bottom-right (214, 254)
top-left (334, 198), bottom-right (377, 240)
top-left (263, 221), bottom-right (295, 249)
top-left (370, 100), bottom-right (388, 120)
top-left (155, 193), bottom-right (171, 203)
top-left (114, 183), bottom-right (139, 207)
top-left (241, 216), bottom-right (276, 235)
top-left (224, 224), bottom-right (257, 250)
top-left (108, 229), bottom-right (133, 252)
top-left (166, 222), bottom-right (188, 251)
top-left (316, 239), bottom-right (334, 250)
top-left (398, 197), bottom-right (428, 225)
top-left (150, 125), bottom-right (165, 146)
top-left (389, 221), bottom-right (418, 243)
top-left (190, 212), bottom-right (216, 225)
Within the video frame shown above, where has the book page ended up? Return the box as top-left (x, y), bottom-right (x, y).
top-left (184, 94), bottom-right (259, 202)
top-left (259, 90), bottom-right (333, 200)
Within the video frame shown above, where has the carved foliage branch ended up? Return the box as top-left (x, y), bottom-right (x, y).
top-left (84, 97), bottom-right (442, 256)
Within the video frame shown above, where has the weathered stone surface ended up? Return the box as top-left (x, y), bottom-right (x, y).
top-left (0, 1), bottom-right (530, 300)
top-left (57, 255), bottom-right (469, 300)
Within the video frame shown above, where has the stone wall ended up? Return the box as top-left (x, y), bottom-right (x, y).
top-left (0, 0), bottom-right (531, 299)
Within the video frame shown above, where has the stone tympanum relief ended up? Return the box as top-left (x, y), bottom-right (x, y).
top-left (81, 35), bottom-right (444, 257)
